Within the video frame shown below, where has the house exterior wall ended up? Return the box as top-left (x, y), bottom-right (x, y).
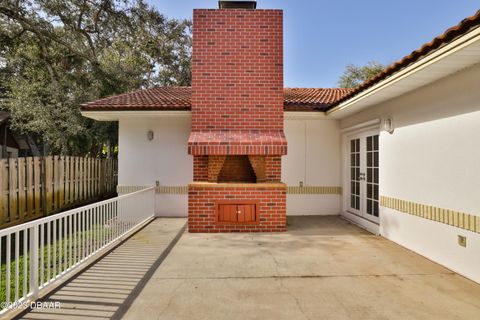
top-left (339, 63), bottom-right (480, 283)
top-left (283, 116), bottom-right (341, 215)
top-left (0, 123), bottom-right (21, 158)
top-left (0, 146), bottom-right (18, 158)
top-left (118, 117), bottom-right (192, 217)
top-left (118, 114), bottom-right (342, 217)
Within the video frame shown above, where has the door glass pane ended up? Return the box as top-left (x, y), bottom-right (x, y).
top-left (373, 201), bottom-right (379, 217)
top-left (350, 138), bottom-right (361, 211)
top-left (365, 134), bottom-right (380, 218)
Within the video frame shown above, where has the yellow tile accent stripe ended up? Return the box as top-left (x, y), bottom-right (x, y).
top-left (117, 185), bottom-right (188, 195)
top-left (380, 196), bottom-right (480, 234)
top-left (287, 186), bottom-right (342, 195)
top-left (118, 185), bottom-right (342, 195)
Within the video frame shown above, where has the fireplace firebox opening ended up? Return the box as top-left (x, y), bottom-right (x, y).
top-left (218, 155), bottom-right (256, 183)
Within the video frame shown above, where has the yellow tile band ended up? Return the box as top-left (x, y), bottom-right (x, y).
top-left (380, 196), bottom-right (479, 234)
top-left (117, 185), bottom-right (188, 195)
top-left (286, 186), bottom-right (342, 195)
top-left (118, 185), bottom-right (342, 195)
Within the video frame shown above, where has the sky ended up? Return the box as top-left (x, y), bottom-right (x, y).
top-left (147, 0), bottom-right (479, 88)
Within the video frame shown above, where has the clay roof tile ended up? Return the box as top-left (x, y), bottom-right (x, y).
top-left (81, 87), bottom-right (353, 112)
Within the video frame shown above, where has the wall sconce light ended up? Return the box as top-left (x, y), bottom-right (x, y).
top-left (381, 118), bottom-right (395, 134)
top-left (147, 130), bottom-right (154, 141)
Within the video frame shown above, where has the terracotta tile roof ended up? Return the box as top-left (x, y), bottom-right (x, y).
top-left (284, 88), bottom-right (354, 109)
top-left (81, 87), bottom-right (192, 111)
top-left (81, 87), bottom-right (353, 112)
top-left (332, 9), bottom-right (480, 108)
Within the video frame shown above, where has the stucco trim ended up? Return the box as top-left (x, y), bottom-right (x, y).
top-left (84, 110), bottom-right (332, 121)
top-left (82, 111), bottom-right (192, 121)
top-left (284, 111), bottom-right (328, 120)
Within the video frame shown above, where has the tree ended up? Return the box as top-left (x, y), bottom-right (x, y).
top-left (338, 61), bottom-right (386, 88)
top-left (0, 0), bottom-right (192, 156)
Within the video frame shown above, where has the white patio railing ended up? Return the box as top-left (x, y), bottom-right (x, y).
top-left (0, 187), bottom-right (155, 315)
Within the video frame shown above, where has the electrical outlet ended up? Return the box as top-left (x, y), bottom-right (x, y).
top-left (458, 235), bottom-right (467, 247)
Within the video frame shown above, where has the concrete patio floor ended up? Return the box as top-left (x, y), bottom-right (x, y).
top-left (18, 216), bottom-right (480, 320)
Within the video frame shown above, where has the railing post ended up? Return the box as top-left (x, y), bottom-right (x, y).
top-left (29, 225), bottom-right (39, 299)
top-left (152, 188), bottom-right (156, 217)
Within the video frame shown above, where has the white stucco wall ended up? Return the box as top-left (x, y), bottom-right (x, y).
top-left (340, 63), bottom-right (480, 283)
top-left (283, 116), bottom-right (341, 215)
top-left (118, 114), bottom-right (342, 217)
top-left (118, 117), bottom-right (192, 217)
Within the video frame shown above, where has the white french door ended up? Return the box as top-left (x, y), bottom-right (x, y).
top-left (347, 131), bottom-right (379, 223)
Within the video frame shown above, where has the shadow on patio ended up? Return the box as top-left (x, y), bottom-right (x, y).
top-left (16, 219), bottom-right (186, 320)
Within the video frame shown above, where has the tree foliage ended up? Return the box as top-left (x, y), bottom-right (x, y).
top-left (338, 61), bottom-right (386, 88)
top-left (0, 0), bottom-right (192, 156)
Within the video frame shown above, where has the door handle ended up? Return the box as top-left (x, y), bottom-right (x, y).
top-left (359, 172), bottom-right (366, 181)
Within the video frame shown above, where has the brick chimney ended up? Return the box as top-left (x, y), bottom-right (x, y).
top-left (187, 3), bottom-right (287, 233)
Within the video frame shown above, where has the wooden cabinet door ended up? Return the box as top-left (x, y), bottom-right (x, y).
top-left (218, 204), bottom-right (238, 223)
top-left (237, 204), bottom-right (256, 223)
top-left (216, 202), bottom-right (259, 224)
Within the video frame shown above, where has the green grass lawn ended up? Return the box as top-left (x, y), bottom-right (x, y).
top-left (0, 223), bottom-right (116, 304)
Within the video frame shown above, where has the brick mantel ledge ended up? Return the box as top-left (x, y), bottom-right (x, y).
top-left (187, 130), bottom-right (287, 156)
top-left (188, 182), bottom-right (286, 188)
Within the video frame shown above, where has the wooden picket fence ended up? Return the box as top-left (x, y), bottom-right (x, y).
top-left (0, 156), bottom-right (118, 229)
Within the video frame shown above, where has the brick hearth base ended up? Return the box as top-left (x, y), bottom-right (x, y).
top-left (188, 183), bottom-right (287, 233)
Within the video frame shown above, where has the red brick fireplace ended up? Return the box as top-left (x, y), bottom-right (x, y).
top-left (187, 2), bottom-right (287, 233)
